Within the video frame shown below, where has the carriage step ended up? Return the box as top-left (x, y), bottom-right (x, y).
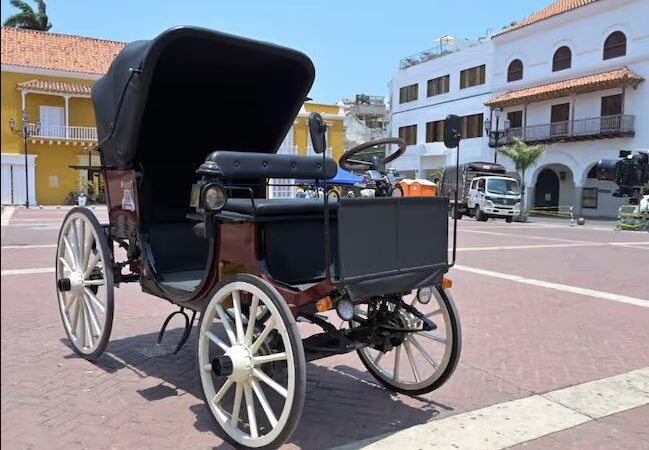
top-left (302, 331), bottom-right (360, 362)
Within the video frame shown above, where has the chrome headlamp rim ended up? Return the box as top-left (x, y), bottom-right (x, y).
top-left (200, 182), bottom-right (227, 212)
top-left (416, 286), bottom-right (433, 304)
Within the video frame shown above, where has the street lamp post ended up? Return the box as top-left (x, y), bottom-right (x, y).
top-left (8, 110), bottom-right (39, 208)
top-left (484, 107), bottom-right (510, 164)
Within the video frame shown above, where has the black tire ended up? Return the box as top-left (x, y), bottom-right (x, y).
top-left (356, 287), bottom-right (462, 396)
top-left (56, 207), bottom-right (114, 361)
top-left (474, 205), bottom-right (487, 222)
top-left (196, 273), bottom-right (306, 450)
top-left (505, 217), bottom-right (513, 223)
top-left (450, 205), bottom-right (462, 220)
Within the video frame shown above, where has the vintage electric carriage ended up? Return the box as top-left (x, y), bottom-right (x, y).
top-left (55, 27), bottom-right (461, 449)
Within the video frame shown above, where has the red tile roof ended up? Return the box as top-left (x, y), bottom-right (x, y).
top-left (16, 79), bottom-right (93, 96)
top-left (485, 67), bottom-right (644, 108)
top-left (494, 0), bottom-right (600, 37)
top-left (1, 27), bottom-right (125, 75)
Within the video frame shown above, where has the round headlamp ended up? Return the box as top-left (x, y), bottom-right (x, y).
top-left (201, 183), bottom-right (227, 212)
top-left (416, 286), bottom-right (433, 304)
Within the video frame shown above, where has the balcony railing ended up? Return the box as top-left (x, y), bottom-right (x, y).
top-left (27, 123), bottom-right (97, 141)
top-left (504, 114), bottom-right (635, 144)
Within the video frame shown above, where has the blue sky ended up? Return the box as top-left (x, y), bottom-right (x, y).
top-left (1, 0), bottom-right (549, 103)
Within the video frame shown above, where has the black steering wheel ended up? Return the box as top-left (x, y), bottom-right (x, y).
top-left (338, 138), bottom-right (407, 172)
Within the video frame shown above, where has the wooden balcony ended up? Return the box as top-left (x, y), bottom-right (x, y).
top-left (502, 114), bottom-right (635, 145)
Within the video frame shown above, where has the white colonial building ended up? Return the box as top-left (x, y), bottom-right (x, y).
top-left (488, 0), bottom-right (649, 217)
top-left (389, 0), bottom-right (649, 217)
top-left (388, 37), bottom-right (495, 179)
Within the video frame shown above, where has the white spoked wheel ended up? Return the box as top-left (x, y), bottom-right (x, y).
top-left (56, 207), bottom-right (114, 361)
top-left (356, 286), bottom-right (461, 395)
top-left (197, 274), bottom-right (306, 450)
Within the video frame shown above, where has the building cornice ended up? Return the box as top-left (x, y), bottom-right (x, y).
top-left (1, 64), bottom-right (102, 81)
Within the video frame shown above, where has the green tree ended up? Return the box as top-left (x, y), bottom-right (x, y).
top-left (3, 0), bottom-right (52, 31)
top-left (498, 139), bottom-right (544, 220)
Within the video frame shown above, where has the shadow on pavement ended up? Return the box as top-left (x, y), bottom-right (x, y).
top-left (61, 326), bottom-right (454, 449)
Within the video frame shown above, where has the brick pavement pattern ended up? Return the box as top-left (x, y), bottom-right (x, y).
top-left (1, 207), bottom-right (648, 449)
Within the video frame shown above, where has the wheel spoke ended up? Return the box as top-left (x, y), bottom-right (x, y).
top-left (82, 224), bottom-right (94, 272)
top-left (244, 296), bottom-right (259, 346)
top-left (426, 308), bottom-right (442, 318)
top-left (69, 294), bottom-right (81, 335)
top-left (84, 287), bottom-right (106, 314)
top-left (71, 219), bottom-right (81, 264)
top-left (373, 351), bottom-right (385, 365)
top-left (82, 299), bottom-right (94, 348)
top-left (230, 383), bottom-right (243, 427)
top-left (232, 291), bottom-right (245, 344)
top-left (417, 332), bottom-right (447, 344)
top-left (83, 251), bottom-right (101, 278)
top-left (244, 383), bottom-right (258, 439)
top-left (59, 257), bottom-right (74, 274)
top-left (77, 219), bottom-right (86, 270)
top-left (409, 336), bottom-right (440, 370)
top-left (251, 379), bottom-right (278, 427)
top-left (252, 368), bottom-right (287, 398)
top-left (83, 294), bottom-right (102, 337)
top-left (403, 340), bottom-right (421, 382)
top-left (205, 330), bottom-right (230, 352)
top-left (63, 236), bottom-right (79, 271)
top-left (215, 304), bottom-right (237, 346)
top-left (83, 279), bottom-right (105, 287)
top-left (393, 345), bottom-right (401, 381)
top-left (252, 352), bottom-right (287, 366)
top-left (249, 319), bottom-right (276, 355)
top-left (211, 379), bottom-right (234, 406)
top-left (77, 300), bottom-right (86, 344)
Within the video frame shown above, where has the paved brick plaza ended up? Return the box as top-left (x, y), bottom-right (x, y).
top-left (1, 206), bottom-right (648, 449)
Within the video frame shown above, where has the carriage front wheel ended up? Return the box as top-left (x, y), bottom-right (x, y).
top-left (197, 274), bottom-right (306, 450)
top-left (56, 207), bottom-right (114, 361)
top-left (356, 286), bottom-right (461, 396)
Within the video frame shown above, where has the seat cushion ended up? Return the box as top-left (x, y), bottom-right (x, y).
top-left (224, 198), bottom-right (337, 216)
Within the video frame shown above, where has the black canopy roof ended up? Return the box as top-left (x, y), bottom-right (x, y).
top-left (92, 26), bottom-right (315, 169)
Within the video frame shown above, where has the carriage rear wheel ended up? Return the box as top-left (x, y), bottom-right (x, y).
top-left (56, 207), bottom-right (114, 361)
top-left (355, 287), bottom-right (461, 396)
top-left (197, 274), bottom-right (306, 450)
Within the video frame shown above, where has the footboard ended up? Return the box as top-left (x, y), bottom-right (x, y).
top-left (336, 197), bottom-right (449, 300)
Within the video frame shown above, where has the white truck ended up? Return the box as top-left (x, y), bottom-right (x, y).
top-left (441, 162), bottom-right (521, 222)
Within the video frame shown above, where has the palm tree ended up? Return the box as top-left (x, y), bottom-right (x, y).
top-left (3, 0), bottom-right (52, 31)
top-left (498, 138), bottom-right (544, 220)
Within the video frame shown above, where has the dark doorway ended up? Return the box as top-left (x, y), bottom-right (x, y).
top-left (535, 168), bottom-right (559, 209)
top-left (550, 103), bottom-right (570, 136)
top-left (601, 94), bottom-right (623, 130)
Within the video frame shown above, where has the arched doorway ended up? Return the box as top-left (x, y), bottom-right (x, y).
top-left (535, 168), bottom-right (559, 209)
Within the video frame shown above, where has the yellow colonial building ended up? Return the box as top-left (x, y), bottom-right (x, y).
top-left (1, 27), bottom-right (344, 205)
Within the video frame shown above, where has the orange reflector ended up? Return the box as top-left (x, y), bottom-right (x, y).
top-left (316, 296), bottom-right (333, 312)
top-left (442, 277), bottom-right (453, 289)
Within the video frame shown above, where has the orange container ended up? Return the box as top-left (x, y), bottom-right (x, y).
top-left (399, 179), bottom-right (437, 197)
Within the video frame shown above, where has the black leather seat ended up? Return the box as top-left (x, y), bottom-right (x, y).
top-left (199, 151), bottom-right (338, 179)
top-left (224, 198), bottom-right (337, 216)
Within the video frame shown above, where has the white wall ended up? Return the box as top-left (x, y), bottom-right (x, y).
top-left (389, 40), bottom-right (495, 174)
top-left (491, 0), bottom-right (649, 217)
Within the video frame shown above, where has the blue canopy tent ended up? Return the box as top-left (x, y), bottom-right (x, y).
top-left (295, 167), bottom-right (364, 186)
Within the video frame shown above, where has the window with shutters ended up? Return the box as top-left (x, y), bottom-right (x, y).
top-left (425, 120), bottom-right (445, 142)
top-left (460, 114), bottom-right (484, 139)
top-left (603, 31), bottom-right (626, 60)
top-left (398, 125), bottom-right (417, 145)
top-left (399, 84), bottom-right (418, 103)
top-left (460, 65), bottom-right (486, 89)
top-left (552, 46), bottom-right (572, 71)
top-left (507, 59), bottom-right (523, 82)
top-left (427, 75), bottom-right (450, 97)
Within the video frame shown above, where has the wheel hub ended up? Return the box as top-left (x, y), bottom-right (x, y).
top-left (217, 345), bottom-right (253, 382)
